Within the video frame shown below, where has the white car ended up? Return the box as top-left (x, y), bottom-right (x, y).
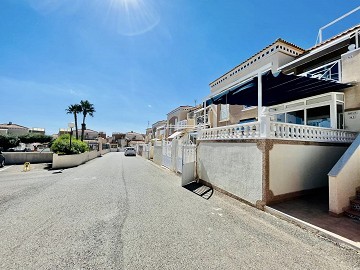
top-left (124, 147), bottom-right (136, 156)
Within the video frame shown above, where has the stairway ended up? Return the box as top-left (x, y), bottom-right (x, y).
top-left (345, 186), bottom-right (360, 221)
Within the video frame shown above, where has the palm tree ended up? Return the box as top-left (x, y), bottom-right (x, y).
top-left (80, 100), bottom-right (96, 141)
top-left (66, 104), bottom-right (82, 140)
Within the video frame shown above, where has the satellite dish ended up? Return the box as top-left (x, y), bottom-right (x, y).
top-left (348, 44), bottom-right (356, 51)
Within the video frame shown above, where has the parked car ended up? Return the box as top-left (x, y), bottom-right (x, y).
top-left (0, 151), bottom-right (5, 167)
top-left (124, 147), bottom-right (136, 156)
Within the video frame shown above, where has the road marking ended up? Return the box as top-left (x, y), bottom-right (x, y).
top-left (0, 165), bottom-right (14, 172)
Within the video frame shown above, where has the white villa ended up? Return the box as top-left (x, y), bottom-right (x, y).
top-left (195, 25), bottom-right (360, 218)
top-left (146, 22), bottom-right (360, 221)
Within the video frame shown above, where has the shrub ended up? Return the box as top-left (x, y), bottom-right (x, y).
top-left (50, 134), bottom-right (89, 155)
top-left (0, 134), bottom-right (20, 150)
top-left (18, 134), bottom-right (53, 144)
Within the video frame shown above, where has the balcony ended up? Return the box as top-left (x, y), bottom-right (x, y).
top-left (174, 120), bottom-right (195, 131)
top-left (198, 121), bottom-right (357, 143)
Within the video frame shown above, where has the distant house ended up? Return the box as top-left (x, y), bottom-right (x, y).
top-left (98, 131), bottom-right (106, 139)
top-left (112, 132), bottom-right (126, 148)
top-left (77, 129), bottom-right (99, 140)
top-left (125, 132), bottom-right (145, 146)
top-left (59, 128), bottom-right (99, 140)
top-left (167, 106), bottom-right (195, 138)
top-left (152, 120), bottom-right (167, 141)
top-left (0, 122), bottom-right (29, 136)
top-left (29, 127), bottom-right (45, 135)
top-left (145, 128), bottom-right (153, 143)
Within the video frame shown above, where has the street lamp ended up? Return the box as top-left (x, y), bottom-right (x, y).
top-left (68, 122), bottom-right (75, 152)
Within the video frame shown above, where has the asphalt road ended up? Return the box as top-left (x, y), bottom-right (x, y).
top-left (0, 153), bottom-right (359, 269)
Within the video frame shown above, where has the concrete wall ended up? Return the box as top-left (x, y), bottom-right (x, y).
top-left (2, 152), bottom-right (53, 164)
top-left (269, 144), bottom-right (347, 198)
top-left (197, 142), bottom-right (263, 205)
top-left (342, 48), bottom-right (360, 111)
top-left (52, 151), bottom-right (100, 169)
top-left (100, 149), bottom-right (110, 155)
top-left (328, 135), bottom-right (360, 215)
top-left (153, 144), bottom-right (162, 166)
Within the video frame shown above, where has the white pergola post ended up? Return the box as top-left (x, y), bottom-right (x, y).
top-left (258, 72), bottom-right (270, 138)
top-left (330, 93), bottom-right (338, 129)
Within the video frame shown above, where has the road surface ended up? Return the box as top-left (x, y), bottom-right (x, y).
top-left (0, 153), bottom-right (358, 269)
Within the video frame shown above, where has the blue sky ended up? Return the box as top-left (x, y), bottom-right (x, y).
top-left (0, 1), bottom-right (359, 136)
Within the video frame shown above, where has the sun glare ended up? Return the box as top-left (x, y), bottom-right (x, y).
top-left (106, 0), bottom-right (160, 36)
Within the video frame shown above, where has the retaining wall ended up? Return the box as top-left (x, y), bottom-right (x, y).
top-left (2, 152), bottom-right (53, 164)
top-left (52, 151), bottom-right (101, 169)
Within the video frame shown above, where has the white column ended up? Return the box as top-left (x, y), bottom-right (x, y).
top-left (330, 93), bottom-right (337, 129)
top-left (258, 72), bottom-right (270, 137)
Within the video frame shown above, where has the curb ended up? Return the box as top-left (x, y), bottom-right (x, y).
top-left (265, 206), bottom-right (360, 252)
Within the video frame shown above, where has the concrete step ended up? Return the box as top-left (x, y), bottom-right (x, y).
top-left (350, 197), bottom-right (360, 211)
top-left (344, 207), bottom-right (360, 222)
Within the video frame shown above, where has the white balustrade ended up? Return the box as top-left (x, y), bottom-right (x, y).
top-left (175, 120), bottom-right (194, 131)
top-left (198, 122), bottom-right (260, 140)
top-left (270, 122), bottom-right (357, 143)
top-left (198, 121), bottom-right (357, 143)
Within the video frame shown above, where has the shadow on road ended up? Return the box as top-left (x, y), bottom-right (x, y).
top-left (183, 181), bottom-right (213, 200)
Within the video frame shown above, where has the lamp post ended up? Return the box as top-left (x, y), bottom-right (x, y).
top-left (68, 122), bottom-right (75, 152)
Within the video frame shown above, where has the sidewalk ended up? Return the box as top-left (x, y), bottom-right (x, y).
top-left (265, 193), bottom-right (360, 251)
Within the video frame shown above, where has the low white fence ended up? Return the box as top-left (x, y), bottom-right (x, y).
top-left (198, 121), bottom-right (357, 143)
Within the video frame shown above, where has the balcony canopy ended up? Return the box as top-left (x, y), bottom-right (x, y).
top-left (206, 71), bottom-right (352, 107)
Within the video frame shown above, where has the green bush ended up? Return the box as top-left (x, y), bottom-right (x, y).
top-left (18, 134), bottom-right (53, 144)
top-left (50, 134), bottom-right (89, 155)
top-left (0, 134), bottom-right (20, 150)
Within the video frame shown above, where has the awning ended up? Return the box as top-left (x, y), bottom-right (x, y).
top-left (206, 71), bottom-right (352, 107)
top-left (167, 131), bottom-right (184, 140)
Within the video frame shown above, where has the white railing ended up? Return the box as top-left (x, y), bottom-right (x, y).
top-left (269, 122), bottom-right (357, 143)
top-left (174, 120), bottom-right (196, 131)
top-left (198, 122), bottom-right (260, 140)
top-left (300, 61), bottom-right (340, 82)
top-left (198, 121), bottom-right (357, 143)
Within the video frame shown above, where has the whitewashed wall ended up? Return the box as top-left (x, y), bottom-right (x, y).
top-left (269, 144), bottom-right (347, 196)
top-left (153, 144), bottom-right (162, 166)
top-left (328, 135), bottom-right (360, 214)
top-left (197, 142), bottom-right (263, 205)
top-left (2, 152), bottom-right (53, 164)
top-left (52, 151), bottom-right (100, 169)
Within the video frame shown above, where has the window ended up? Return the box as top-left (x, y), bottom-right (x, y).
top-left (306, 106), bottom-right (330, 127)
top-left (287, 110), bottom-right (304, 124)
top-left (220, 104), bottom-right (229, 121)
top-left (268, 93), bottom-right (345, 130)
top-left (274, 113), bottom-right (285, 122)
top-left (337, 103), bottom-right (344, 129)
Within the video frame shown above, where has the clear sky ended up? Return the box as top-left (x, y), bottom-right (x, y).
top-left (0, 0), bottom-right (359, 136)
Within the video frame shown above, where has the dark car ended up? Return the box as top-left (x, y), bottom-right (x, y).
top-left (0, 151), bottom-right (5, 167)
top-left (124, 147), bottom-right (136, 156)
